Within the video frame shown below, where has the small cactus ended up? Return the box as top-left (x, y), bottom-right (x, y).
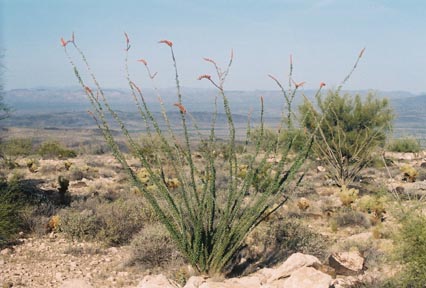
top-left (401, 164), bottom-right (417, 182)
top-left (297, 197), bottom-right (310, 211)
top-left (26, 159), bottom-right (39, 173)
top-left (46, 215), bottom-right (61, 232)
top-left (166, 178), bottom-right (180, 189)
top-left (237, 164), bottom-right (248, 178)
top-left (64, 160), bottom-right (73, 171)
top-left (57, 176), bottom-right (71, 205)
top-left (58, 175), bottom-right (69, 194)
top-left (339, 185), bottom-right (359, 207)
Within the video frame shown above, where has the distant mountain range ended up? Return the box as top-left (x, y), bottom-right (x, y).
top-left (4, 87), bottom-right (422, 114)
top-left (2, 87), bottom-right (426, 140)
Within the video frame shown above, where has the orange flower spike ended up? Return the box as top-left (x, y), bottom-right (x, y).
top-left (129, 81), bottom-right (142, 94)
top-left (197, 74), bottom-right (212, 81)
top-left (203, 58), bottom-right (217, 65)
top-left (292, 79), bottom-right (305, 88)
top-left (295, 81), bottom-right (306, 88)
top-left (174, 103), bottom-right (186, 114)
top-left (268, 74), bottom-right (279, 82)
top-left (137, 59), bottom-right (148, 65)
top-left (320, 82), bottom-right (326, 88)
top-left (359, 47), bottom-right (366, 58)
top-left (60, 38), bottom-right (67, 47)
top-left (158, 39), bottom-right (173, 47)
top-left (85, 86), bottom-right (93, 94)
top-left (124, 32), bottom-right (130, 45)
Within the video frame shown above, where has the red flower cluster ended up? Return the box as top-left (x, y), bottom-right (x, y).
top-left (60, 32), bottom-right (75, 47)
top-left (158, 40), bottom-right (173, 47)
top-left (174, 103), bottom-right (186, 114)
top-left (197, 74), bottom-right (212, 81)
top-left (137, 59), bottom-right (148, 65)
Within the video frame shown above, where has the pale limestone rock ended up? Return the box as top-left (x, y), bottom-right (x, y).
top-left (60, 278), bottom-right (93, 288)
top-left (137, 274), bottom-right (179, 288)
top-left (268, 252), bottom-right (321, 282)
top-left (329, 251), bottom-right (364, 276)
top-left (223, 276), bottom-right (261, 288)
top-left (281, 266), bottom-right (332, 288)
top-left (252, 267), bottom-right (275, 284)
top-left (0, 248), bottom-right (12, 255)
top-left (184, 276), bottom-right (207, 288)
top-left (331, 276), bottom-right (362, 288)
top-left (317, 166), bottom-right (326, 173)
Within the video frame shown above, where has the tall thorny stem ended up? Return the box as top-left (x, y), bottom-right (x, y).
top-left (63, 33), bottom-right (321, 275)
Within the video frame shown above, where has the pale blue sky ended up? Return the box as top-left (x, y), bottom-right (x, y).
top-left (2, 0), bottom-right (426, 93)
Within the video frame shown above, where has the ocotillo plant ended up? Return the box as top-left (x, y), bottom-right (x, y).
top-left (62, 33), bottom-right (315, 275)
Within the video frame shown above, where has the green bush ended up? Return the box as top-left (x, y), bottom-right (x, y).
top-left (0, 179), bottom-right (55, 246)
top-left (249, 127), bottom-right (308, 153)
top-left (37, 141), bottom-right (77, 159)
top-left (300, 92), bottom-right (394, 186)
top-left (0, 138), bottom-right (33, 157)
top-left (392, 213), bottom-right (426, 287)
top-left (388, 138), bottom-right (421, 153)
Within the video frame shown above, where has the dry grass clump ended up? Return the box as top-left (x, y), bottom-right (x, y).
top-left (229, 215), bottom-right (330, 276)
top-left (332, 209), bottom-right (371, 229)
top-left (128, 222), bottom-right (183, 269)
top-left (58, 191), bottom-right (155, 246)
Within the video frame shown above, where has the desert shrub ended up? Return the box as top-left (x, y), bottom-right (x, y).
top-left (96, 198), bottom-right (146, 245)
top-left (357, 194), bottom-right (386, 223)
top-left (0, 178), bottom-right (55, 246)
top-left (231, 217), bottom-right (329, 275)
top-left (333, 209), bottom-right (371, 228)
top-left (339, 185), bottom-right (359, 206)
top-left (37, 141), bottom-right (77, 159)
top-left (0, 181), bottom-right (21, 246)
top-left (391, 212), bottom-right (426, 287)
top-left (129, 223), bottom-right (181, 268)
top-left (63, 33), bottom-right (364, 275)
top-left (59, 209), bottom-right (99, 240)
top-left (400, 164), bottom-right (417, 182)
top-left (249, 127), bottom-right (308, 153)
top-left (59, 196), bottom-right (146, 246)
top-left (0, 137), bottom-right (34, 157)
top-left (68, 165), bottom-right (85, 181)
top-left (131, 134), bottom-right (168, 164)
top-left (388, 138), bottom-right (421, 153)
top-left (300, 91), bottom-right (394, 186)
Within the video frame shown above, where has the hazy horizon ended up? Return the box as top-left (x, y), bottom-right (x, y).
top-left (2, 0), bottom-right (426, 94)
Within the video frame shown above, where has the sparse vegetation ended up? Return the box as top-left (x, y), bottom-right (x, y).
top-left (129, 223), bottom-right (181, 268)
top-left (63, 33), bottom-right (316, 275)
top-left (300, 91), bottom-right (394, 187)
top-left (392, 212), bottom-right (426, 287)
top-left (59, 193), bottom-right (150, 246)
top-left (388, 138), bottom-right (421, 153)
top-left (37, 140), bottom-right (77, 159)
top-left (0, 178), bottom-right (56, 247)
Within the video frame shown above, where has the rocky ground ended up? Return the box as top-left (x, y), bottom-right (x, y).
top-left (1, 150), bottom-right (426, 287)
top-left (0, 233), bottom-right (145, 287)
